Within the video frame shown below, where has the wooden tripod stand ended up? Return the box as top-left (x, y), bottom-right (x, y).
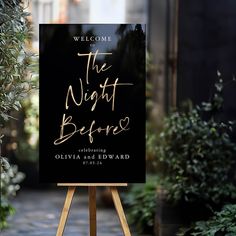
top-left (56, 183), bottom-right (131, 236)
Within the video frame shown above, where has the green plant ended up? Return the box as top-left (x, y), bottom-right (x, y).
top-left (156, 77), bottom-right (236, 204)
top-left (179, 204), bottom-right (236, 236)
top-left (16, 92), bottom-right (39, 162)
top-left (146, 122), bottom-right (158, 170)
top-left (123, 176), bottom-right (159, 233)
top-left (0, 158), bottom-right (24, 229)
top-left (0, 0), bottom-right (32, 229)
top-left (0, 0), bottom-right (32, 121)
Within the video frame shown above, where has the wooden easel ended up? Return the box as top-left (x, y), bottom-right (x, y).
top-left (56, 183), bottom-right (131, 236)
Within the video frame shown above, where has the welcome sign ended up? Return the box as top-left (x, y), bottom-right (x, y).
top-left (39, 24), bottom-right (146, 183)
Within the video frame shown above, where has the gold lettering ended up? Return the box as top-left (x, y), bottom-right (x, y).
top-left (65, 77), bottom-right (133, 111)
top-left (54, 115), bottom-right (130, 145)
top-left (77, 50), bottom-right (112, 84)
top-left (54, 114), bottom-right (77, 145)
top-left (54, 50), bottom-right (133, 146)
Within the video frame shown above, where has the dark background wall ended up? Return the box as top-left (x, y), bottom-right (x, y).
top-left (177, 0), bottom-right (236, 120)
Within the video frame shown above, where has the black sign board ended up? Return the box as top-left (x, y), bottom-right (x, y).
top-left (39, 24), bottom-right (146, 183)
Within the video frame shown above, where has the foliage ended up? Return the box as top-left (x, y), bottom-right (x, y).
top-left (0, 157), bottom-right (24, 229)
top-left (123, 176), bottom-right (159, 233)
top-left (156, 76), bottom-right (236, 204)
top-left (179, 204), bottom-right (236, 236)
top-left (146, 123), bottom-right (158, 163)
top-left (0, 0), bottom-right (32, 229)
top-left (0, 204), bottom-right (15, 229)
top-left (0, 0), bottom-right (32, 122)
top-left (16, 92), bottom-right (39, 162)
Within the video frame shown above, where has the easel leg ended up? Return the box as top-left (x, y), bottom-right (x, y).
top-left (110, 187), bottom-right (132, 236)
top-left (89, 186), bottom-right (97, 236)
top-left (56, 186), bottom-right (76, 236)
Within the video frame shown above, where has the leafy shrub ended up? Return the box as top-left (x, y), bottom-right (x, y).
top-left (156, 77), bottom-right (236, 204)
top-left (181, 204), bottom-right (236, 236)
top-left (0, 158), bottom-right (24, 229)
top-left (0, 0), bottom-right (32, 121)
top-left (0, 0), bottom-right (32, 229)
top-left (146, 123), bottom-right (159, 172)
top-left (16, 93), bottom-right (39, 162)
top-left (123, 177), bottom-right (159, 233)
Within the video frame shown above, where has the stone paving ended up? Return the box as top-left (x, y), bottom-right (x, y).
top-left (1, 188), bottom-right (143, 236)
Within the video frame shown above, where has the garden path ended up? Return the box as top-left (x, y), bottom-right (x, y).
top-left (1, 188), bottom-right (142, 236)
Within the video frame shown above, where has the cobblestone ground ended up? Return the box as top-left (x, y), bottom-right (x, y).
top-left (1, 188), bottom-right (142, 236)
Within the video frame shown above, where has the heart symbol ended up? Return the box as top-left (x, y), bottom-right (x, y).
top-left (119, 117), bottom-right (130, 130)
